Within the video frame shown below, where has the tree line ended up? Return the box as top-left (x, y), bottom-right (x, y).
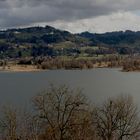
top-left (0, 85), bottom-right (140, 140)
top-left (17, 55), bottom-right (125, 70)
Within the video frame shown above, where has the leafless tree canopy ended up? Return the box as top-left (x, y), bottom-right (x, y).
top-left (32, 85), bottom-right (94, 140)
top-left (0, 85), bottom-right (140, 140)
top-left (93, 95), bottom-right (140, 140)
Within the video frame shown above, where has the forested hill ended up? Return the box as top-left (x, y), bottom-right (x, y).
top-left (2, 26), bottom-right (140, 47)
top-left (78, 30), bottom-right (140, 46)
top-left (0, 26), bottom-right (140, 58)
top-left (0, 26), bottom-right (87, 44)
top-left (0, 26), bottom-right (89, 58)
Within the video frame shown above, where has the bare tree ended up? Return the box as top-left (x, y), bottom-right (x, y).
top-left (93, 95), bottom-right (140, 140)
top-left (0, 106), bottom-right (18, 140)
top-left (33, 84), bottom-right (94, 140)
top-left (0, 106), bottom-right (40, 140)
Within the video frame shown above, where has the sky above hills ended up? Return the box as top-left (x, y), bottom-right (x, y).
top-left (1, 0), bottom-right (140, 33)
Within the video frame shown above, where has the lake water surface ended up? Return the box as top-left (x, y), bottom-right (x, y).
top-left (1, 68), bottom-right (140, 108)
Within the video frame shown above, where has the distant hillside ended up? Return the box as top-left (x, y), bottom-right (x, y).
top-left (78, 30), bottom-right (140, 46)
top-left (0, 26), bottom-right (89, 45)
top-left (0, 26), bottom-right (140, 58)
top-left (77, 30), bottom-right (140, 54)
top-left (0, 26), bottom-right (91, 58)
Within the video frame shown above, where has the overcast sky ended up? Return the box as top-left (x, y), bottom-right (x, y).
top-left (1, 0), bottom-right (140, 33)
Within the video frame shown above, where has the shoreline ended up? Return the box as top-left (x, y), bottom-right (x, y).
top-left (0, 64), bottom-right (122, 72)
top-left (1, 63), bottom-right (139, 73)
top-left (0, 65), bottom-right (44, 72)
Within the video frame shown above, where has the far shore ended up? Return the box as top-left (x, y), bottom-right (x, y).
top-left (0, 64), bottom-right (122, 72)
top-left (0, 61), bottom-right (138, 73)
top-left (0, 65), bottom-right (43, 72)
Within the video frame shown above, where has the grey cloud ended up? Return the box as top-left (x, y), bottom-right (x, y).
top-left (0, 0), bottom-right (140, 29)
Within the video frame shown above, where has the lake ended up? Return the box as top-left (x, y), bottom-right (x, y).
top-left (1, 68), bottom-right (140, 108)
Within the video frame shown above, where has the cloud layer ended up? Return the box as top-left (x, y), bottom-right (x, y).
top-left (44, 11), bottom-right (140, 33)
top-left (0, 0), bottom-right (140, 32)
